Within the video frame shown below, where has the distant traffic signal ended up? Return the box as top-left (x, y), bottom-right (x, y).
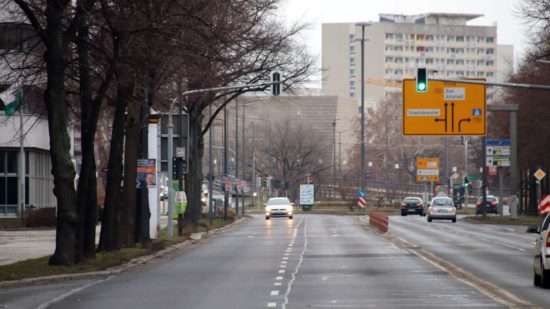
top-left (271, 72), bottom-right (282, 96)
top-left (464, 177), bottom-right (470, 188)
top-left (416, 68), bottom-right (427, 93)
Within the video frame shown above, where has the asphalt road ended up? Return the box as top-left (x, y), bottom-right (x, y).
top-left (389, 214), bottom-right (547, 308)
top-left (2, 214), bottom-right (509, 309)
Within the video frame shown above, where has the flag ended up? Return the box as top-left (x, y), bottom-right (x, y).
top-left (1, 85), bottom-right (23, 116)
top-left (5, 91), bottom-right (22, 116)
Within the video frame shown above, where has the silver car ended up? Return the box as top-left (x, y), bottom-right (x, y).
top-left (427, 196), bottom-right (456, 223)
top-left (265, 197), bottom-right (294, 220)
top-left (527, 212), bottom-right (550, 288)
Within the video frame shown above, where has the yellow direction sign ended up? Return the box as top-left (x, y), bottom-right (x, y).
top-left (416, 157), bottom-right (440, 183)
top-left (403, 79), bottom-right (486, 135)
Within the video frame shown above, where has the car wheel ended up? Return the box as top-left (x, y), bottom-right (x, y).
top-left (401, 212), bottom-right (406, 216)
top-left (289, 215), bottom-right (293, 219)
top-left (541, 259), bottom-right (550, 288)
top-left (427, 217), bottom-right (432, 222)
top-left (452, 217), bottom-right (456, 223)
top-left (534, 266), bottom-right (542, 287)
top-left (266, 216), bottom-right (270, 220)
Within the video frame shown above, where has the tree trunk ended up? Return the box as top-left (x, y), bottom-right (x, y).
top-left (184, 106), bottom-right (204, 228)
top-left (97, 84), bottom-right (126, 252)
top-left (75, 13), bottom-right (100, 261)
top-left (45, 3), bottom-right (78, 266)
top-left (120, 79), bottom-right (140, 248)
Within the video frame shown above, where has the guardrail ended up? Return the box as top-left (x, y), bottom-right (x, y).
top-left (368, 211), bottom-right (388, 233)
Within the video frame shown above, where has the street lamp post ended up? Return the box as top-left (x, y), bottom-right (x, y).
top-left (356, 22), bottom-right (370, 191)
top-left (332, 120), bottom-right (336, 191)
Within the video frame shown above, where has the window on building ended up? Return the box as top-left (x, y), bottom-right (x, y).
top-left (447, 35), bottom-right (455, 42)
top-left (385, 33), bottom-right (394, 39)
top-left (486, 60), bottom-right (494, 66)
top-left (350, 68), bottom-right (355, 76)
top-left (350, 57), bottom-right (355, 64)
top-left (456, 36), bottom-right (464, 42)
top-left (486, 48), bottom-right (494, 55)
top-left (416, 46), bottom-right (426, 52)
top-left (456, 59), bottom-right (464, 65)
top-left (426, 58), bottom-right (434, 64)
top-left (477, 72), bottom-right (485, 77)
top-left (486, 37), bottom-right (495, 43)
top-left (447, 59), bottom-right (455, 65)
top-left (417, 34), bottom-right (425, 41)
top-left (426, 35), bottom-right (434, 41)
top-left (395, 57), bottom-right (403, 63)
top-left (477, 48), bottom-right (485, 54)
top-left (486, 72), bottom-right (494, 77)
top-left (395, 33), bottom-right (403, 41)
top-left (456, 48), bottom-right (464, 54)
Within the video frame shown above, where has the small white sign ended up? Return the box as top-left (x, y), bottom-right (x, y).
top-left (417, 169), bottom-right (439, 176)
top-left (407, 109), bottom-right (440, 117)
top-left (444, 88), bottom-right (465, 101)
top-left (486, 157), bottom-right (511, 167)
top-left (176, 147), bottom-right (186, 158)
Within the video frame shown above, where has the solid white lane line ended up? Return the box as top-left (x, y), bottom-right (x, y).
top-left (35, 276), bottom-right (114, 309)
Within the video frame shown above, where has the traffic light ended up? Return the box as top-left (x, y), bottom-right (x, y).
top-left (271, 72), bottom-right (281, 96)
top-left (464, 177), bottom-right (469, 188)
top-left (416, 68), bottom-right (427, 93)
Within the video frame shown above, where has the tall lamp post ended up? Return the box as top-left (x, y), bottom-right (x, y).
top-left (332, 120), bottom-right (336, 191)
top-left (356, 22), bottom-right (370, 191)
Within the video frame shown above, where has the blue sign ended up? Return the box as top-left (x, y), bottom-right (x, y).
top-left (357, 188), bottom-right (366, 198)
top-left (472, 108), bottom-right (482, 117)
top-left (486, 139), bottom-right (510, 146)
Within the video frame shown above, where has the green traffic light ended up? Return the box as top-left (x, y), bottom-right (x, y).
top-left (416, 68), bottom-right (427, 93)
top-left (417, 83), bottom-right (426, 91)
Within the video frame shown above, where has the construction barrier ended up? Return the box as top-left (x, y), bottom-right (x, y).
top-left (368, 211), bottom-right (388, 233)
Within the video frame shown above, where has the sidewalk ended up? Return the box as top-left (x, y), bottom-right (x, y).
top-left (0, 217), bottom-right (171, 266)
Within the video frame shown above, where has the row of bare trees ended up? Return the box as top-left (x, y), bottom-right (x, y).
top-left (4, 0), bottom-right (314, 265)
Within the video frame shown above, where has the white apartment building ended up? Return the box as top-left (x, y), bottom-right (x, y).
top-left (322, 13), bottom-right (514, 109)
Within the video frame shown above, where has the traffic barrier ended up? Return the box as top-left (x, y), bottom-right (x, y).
top-left (368, 211), bottom-right (388, 233)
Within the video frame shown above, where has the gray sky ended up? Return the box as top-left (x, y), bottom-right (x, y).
top-left (281, 0), bottom-right (530, 65)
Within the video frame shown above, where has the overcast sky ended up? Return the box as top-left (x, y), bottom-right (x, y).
top-left (280, 0), bottom-right (530, 66)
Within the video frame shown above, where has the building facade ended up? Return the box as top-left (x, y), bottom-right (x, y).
top-left (322, 13), bottom-right (514, 108)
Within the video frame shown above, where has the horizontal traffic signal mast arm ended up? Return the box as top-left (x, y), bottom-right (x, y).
top-left (437, 78), bottom-right (550, 91)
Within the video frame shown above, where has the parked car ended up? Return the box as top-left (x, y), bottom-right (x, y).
top-left (265, 197), bottom-right (293, 220)
top-left (527, 212), bottom-right (550, 288)
top-left (476, 195), bottom-right (498, 215)
top-left (400, 197), bottom-right (425, 216)
top-left (427, 196), bottom-right (456, 223)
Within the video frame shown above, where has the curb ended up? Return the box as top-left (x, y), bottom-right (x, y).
top-left (0, 217), bottom-right (248, 288)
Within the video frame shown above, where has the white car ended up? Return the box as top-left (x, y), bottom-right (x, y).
top-left (265, 197), bottom-right (293, 220)
top-left (528, 212), bottom-right (550, 288)
top-left (426, 196), bottom-right (456, 223)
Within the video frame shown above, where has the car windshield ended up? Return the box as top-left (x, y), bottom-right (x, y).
top-left (432, 198), bottom-right (453, 207)
top-left (404, 198), bottom-right (421, 203)
top-left (267, 198), bottom-right (290, 206)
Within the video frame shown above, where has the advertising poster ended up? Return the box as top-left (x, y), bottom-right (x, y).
top-left (137, 159), bottom-right (157, 188)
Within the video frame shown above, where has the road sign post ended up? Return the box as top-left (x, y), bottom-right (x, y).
top-left (403, 79), bottom-right (486, 135)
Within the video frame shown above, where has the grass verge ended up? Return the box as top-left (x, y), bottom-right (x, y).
top-left (462, 214), bottom-right (541, 226)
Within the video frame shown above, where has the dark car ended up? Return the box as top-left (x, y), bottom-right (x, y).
top-left (400, 197), bottom-right (425, 216)
top-left (476, 195), bottom-right (499, 215)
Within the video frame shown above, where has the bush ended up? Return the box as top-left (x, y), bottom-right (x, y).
top-left (25, 207), bottom-right (56, 228)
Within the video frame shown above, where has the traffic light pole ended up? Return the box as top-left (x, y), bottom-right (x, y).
top-left (166, 81), bottom-right (280, 237)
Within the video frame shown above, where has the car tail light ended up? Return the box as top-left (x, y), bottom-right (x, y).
top-left (401, 203), bottom-right (406, 208)
top-left (416, 203), bottom-right (423, 207)
top-left (546, 234), bottom-right (550, 248)
top-left (476, 202), bottom-right (480, 207)
top-left (452, 208), bottom-right (456, 214)
top-left (428, 206), bottom-right (433, 214)
top-left (491, 201), bottom-right (497, 206)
